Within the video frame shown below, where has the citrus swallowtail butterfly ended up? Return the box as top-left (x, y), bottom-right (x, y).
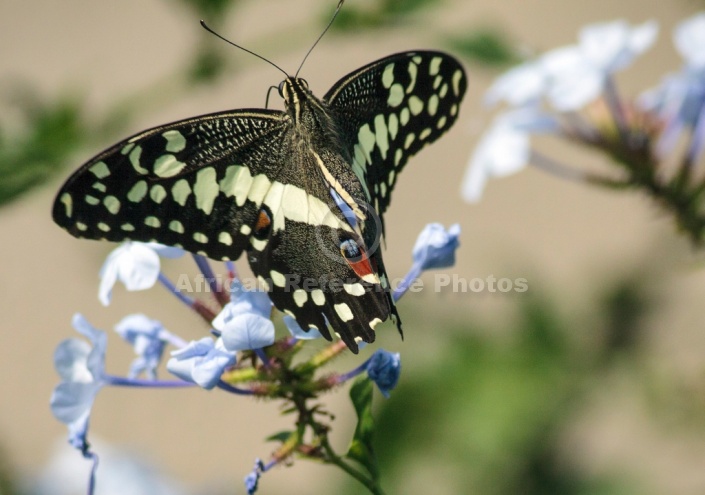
top-left (52, 39), bottom-right (466, 353)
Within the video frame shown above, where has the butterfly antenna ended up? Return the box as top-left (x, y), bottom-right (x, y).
top-left (295, 0), bottom-right (345, 78)
top-left (200, 20), bottom-right (289, 78)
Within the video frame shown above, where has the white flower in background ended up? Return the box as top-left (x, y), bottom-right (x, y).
top-left (541, 20), bottom-right (658, 111)
top-left (462, 107), bottom-right (560, 202)
top-left (640, 12), bottom-right (705, 161)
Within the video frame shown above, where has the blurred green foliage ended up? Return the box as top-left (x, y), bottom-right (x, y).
top-left (336, 279), bottom-right (657, 495)
top-left (448, 28), bottom-right (520, 67)
top-left (331, 0), bottom-right (441, 31)
top-left (0, 90), bottom-right (87, 207)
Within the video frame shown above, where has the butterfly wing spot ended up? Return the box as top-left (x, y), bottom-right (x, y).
top-left (85, 195), bottom-right (100, 206)
top-left (161, 130), bottom-right (186, 153)
top-left (270, 270), bottom-right (286, 287)
top-left (373, 114), bottom-right (390, 159)
top-left (404, 133), bottom-right (415, 150)
top-left (387, 84), bottom-right (404, 107)
top-left (429, 56), bottom-right (443, 76)
top-left (343, 283), bottom-right (366, 296)
top-left (419, 128), bottom-right (432, 141)
top-left (171, 179), bottom-right (192, 206)
top-left (293, 289), bottom-right (308, 308)
top-left (406, 62), bottom-right (417, 94)
top-left (92, 182), bottom-right (107, 193)
top-left (60, 193), bottom-right (73, 218)
top-left (366, 318), bottom-right (382, 332)
top-left (127, 180), bottom-right (148, 203)
top-left (428, 94), bottom-right (439, 116)
top-left (240, 224), bottom-right (252, 235)
top-left (358, 124), bottom-right (375, 163)
top-left (257, 275), bottom-right (271, 292)
top-left (193, 232), bottom-right (208, 243)
top-left (437, 116), bottom-right (448, 129)
top-left (150, 185), bottom-right (167, 204)
top-left (218, 232), bottom-right (233, 246)
top-left (311, 289), bottom-right (326, 306)
top-left (144, 216), bottom-right (161, 228)
top-left (89, 161), bottom-right (111, 179)
top-left (129, 145), bottom-right (149, 174)
top-left (452, 70), bottom-right (464, 96)
top-left (193, 167), bottom-right (219, 214)
top-left (399, 107), bottom-right (410, 126)
top-left (121, 223), bottom-right (135, 232)
top-left (97, 222), bottom-right (111, 232)
top-left (334, 302), bottom-right (354, 322)
top-left (254, 207), bottom-right (272, 239)
top-left (388, 113), bottom-right (399, 140)
top-left (408, 96), bottom-right (424, 116)
top-left (76, 222), bottom-right (87, 232)
top-left (382, 63), bottom-right (395, 88)
top-left (103, 195), bottom-right (121, 214)
top-left (169, 220), bottom-right (184, 233)
top-left (220, 165), bottom-right (252, 207)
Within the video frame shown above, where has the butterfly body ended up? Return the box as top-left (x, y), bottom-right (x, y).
top-left (53, 51), bottom-right (467, 353)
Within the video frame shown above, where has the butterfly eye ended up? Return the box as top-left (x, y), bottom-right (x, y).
top-left (253, 207), bottom-right (272, 240)
top-left (278, 81), bottom-right (286, 97)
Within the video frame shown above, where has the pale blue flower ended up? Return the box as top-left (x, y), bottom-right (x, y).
top-left (98, 242), bottom-right (184, 306)
top-left (283, 315), bottom-right (323, 340)
top-left (166, 337), bottom-right (236, 390)
top-left (114, 314), bottom-right (172, 379)
top-left (394, 223), bottom-right (461, 300)
top-left (462, 107), bottom-right (559, 202)
top-left (412, 223), bottom-right (461, 271)
top-left (213, 280), bottom-right (275, 351)
top-left (366, 350), bottom-right (401, 398)
top-left (641, 12), bottom-right (705, 161)
top-left (485, 60), bottom-right (547, 107)
top-left (50, 314), bottom-right (108, 453)
top-left (220, 313), bottom-right (276, 351)
top-left (541, 20), bottom-right (658, 111)
top-left (244, 458), bottom-right (265, 495)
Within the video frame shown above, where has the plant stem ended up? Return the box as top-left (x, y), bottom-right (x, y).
top-left (318, 433), bottom-right (386, 495)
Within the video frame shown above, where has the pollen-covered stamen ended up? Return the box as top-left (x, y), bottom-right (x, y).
top-left (339, 238), bottom-right (377, 283)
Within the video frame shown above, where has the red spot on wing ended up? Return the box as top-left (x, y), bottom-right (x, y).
top-left (346, 246), bottom-right (375, 278)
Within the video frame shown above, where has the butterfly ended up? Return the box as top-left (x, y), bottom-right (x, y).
top-left (52, 41), bottom-right (467, 353)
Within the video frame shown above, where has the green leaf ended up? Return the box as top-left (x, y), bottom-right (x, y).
top-left (346, 377), bottom-right (378, 478)
top-left (266, 430), bottom-right (294, 443)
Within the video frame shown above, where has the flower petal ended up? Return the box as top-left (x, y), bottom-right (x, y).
top-left (366, 350), bottom-right (401, 398)
top-left (674, 12), bottom-right (705, 70)
top-left (283, 315), bottom-right (323, 340)
top-left (221, 314), bottom-right (275, 351)
top-left (411, 223), bottom-right (461, 271)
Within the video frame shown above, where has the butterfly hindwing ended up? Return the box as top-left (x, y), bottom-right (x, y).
top-left (324, 51), bottom-right (467, 221)
top-left (53, 110), bottom-right (289, 261)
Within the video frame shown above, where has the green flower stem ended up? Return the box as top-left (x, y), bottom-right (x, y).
top-left (297, 341), bottom-right (348, 374)
top-left (317, 428), bottom-right (386, 495)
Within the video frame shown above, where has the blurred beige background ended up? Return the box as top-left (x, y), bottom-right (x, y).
top-left (3, 0), bottom-right (705, 493)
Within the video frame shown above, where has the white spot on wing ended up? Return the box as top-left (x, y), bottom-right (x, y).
top-left (334, 302), bottom-right (354, 322)
top-left (193, 167), bottom-right (219, 215)
top-left (293, 289), bottom-right (308, 308)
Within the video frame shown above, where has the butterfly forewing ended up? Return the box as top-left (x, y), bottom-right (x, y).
top-left (53, 110), bottom-right (288, 261)
top-left (324, 51), bottom-right (467, 223)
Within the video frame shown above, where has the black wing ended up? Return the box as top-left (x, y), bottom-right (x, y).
top-left (324, 50), bottom-right (467, 223)
top-left (53, 109), bottom-right (289, 261)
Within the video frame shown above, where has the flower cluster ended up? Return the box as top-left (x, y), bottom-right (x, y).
top-left (463, 13), bottom-right (705, 243)
top-left (50, 223), bottom-right (460, 494)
